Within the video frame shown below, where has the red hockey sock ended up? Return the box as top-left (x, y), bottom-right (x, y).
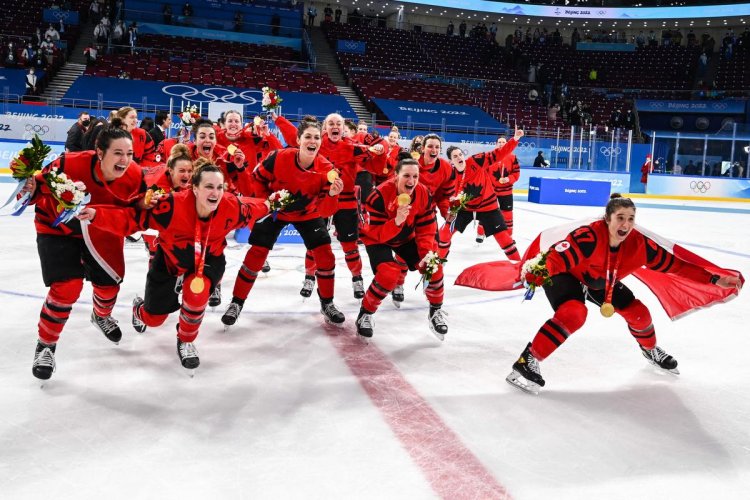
top-left (92, 284), bottom-right (119, 317)
top-left (437, 224), bottom-right (454, 260)
top-left (232, 245), bottom-right (270, 301)
top-left (530, 300), bottom-right (587, 361)
top-left (501, 210), bottom-right (514, 236)
top-left (340, 240), bottom-right (363, 276)
top-left (492, 230), bottom-right (520, 261)
top-left (304, 249), bottom-right (316, 275)
top-left (477, 224), bottom-right (486, 237)
top-left (177, 274), bottom-right (210, 342)
top-left (38, 278), bottom-right (84, 344)
top-left (395, 256), bottom-right (408, 286)
top-left (311, 244), bottom-right (336, 300)
top-left (424, 266), bottom-right (444, 307)
top-left (139, 305), bottom-right (169, 327)
top-left (617, 299), bottom-right (656, 349)
top-left (362, 262), bottom-right (401, 313)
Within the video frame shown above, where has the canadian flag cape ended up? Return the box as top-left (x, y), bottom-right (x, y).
top-left (455, 218), bottom-right (744, 320)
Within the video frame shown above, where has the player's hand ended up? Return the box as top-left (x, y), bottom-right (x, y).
top-left (394, 204), bottom-right (410, 226)
top-left (77, 207), bottom-right (96, 221)
top-left (328, 178), bottom-right (343, 196)
top-left (19, 176), bottom-right (37, 197)
top-left (716, 275), bottom-right (742, 290)
top-left (232, 148), bottom-right (246, 167)
top-left (514, 128), bottom-right (524, 140)
top-left (369, 144), bottom-right (384, 155)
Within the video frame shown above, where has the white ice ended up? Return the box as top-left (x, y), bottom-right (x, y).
top-left (0, 182), bottom-right (748, 500)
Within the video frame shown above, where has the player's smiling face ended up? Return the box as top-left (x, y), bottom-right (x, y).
top-left (606, 207), bottom-right (635, 246)
top-left (387, 131), bottom-right (399, 146)
top-left (298, 125), bottom-right (322, 163)
top-left (193, 170), bottom-right (225, 216)
top-left (123, 109), bottom-right (138, 132)
top-left (423, 139), bottom-right (441, 164)
top-left (396, 164), bottom-right (419, 195)
top-left (170, 159), bottom-right (193, 190)
top-left (98, 137), bottom-right (133, 181)
top-left (449, 149), bottom-right (465, 171)
top-left (324, 115), bottom-right (344, 142)
top-left (224, 112), bottom-right (242, 135)
top-left (195, 127), bottom-right (217, 158)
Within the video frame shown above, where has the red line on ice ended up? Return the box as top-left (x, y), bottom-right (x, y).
top-left (327, 330), bottom-right (512, 500)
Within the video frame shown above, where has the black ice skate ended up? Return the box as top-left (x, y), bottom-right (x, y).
top-left (90, 312), bottom-right (122, 344)
top-left (262, 260), bottom-right (271, 273)
top-left (641, 345), bottom-right (680, 374)
top-left (221, 301), bottom-right (243, 329)
top-left (428, 307), bottom-right (448, 341)
top-left (475, 232), bottom-right (485, 244)
top-left (506, 343), bottom-right (546, 395)
top-left (177, 338), bottom-right (200, 371)
top-left (352, 276), bottom-right (365, 299)
top-left (208, 284), bottom-right (222, 308)
top-left (320, 300), bottom-right (345, 326)
top-left (391, 285), bottom-right (404, 308)
top-left (132, 296), bottom-right (147, 333)
top-left (32, 340), bottom-right (56, 380)
top-left (356, 308), bottom-right (374, 339)
top-left (300, 274), bottom-right (316, 298)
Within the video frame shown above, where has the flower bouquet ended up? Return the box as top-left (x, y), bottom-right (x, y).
top-left (261, 86), bottom-right (283, 118)
top-left (520, 251), bottom-right (552, 300)
top-left (2, 134), bottom-right (51, 214)
top-left (447, 191), bottom-right (472, 231)
top-left (263, 189), bottom-right (295, 221)
top-left (45, 168), bottom-right (91, 227)
top-left (416, 250), bottom-right (447, 290)
top-left (178, 104), bottom-right (201, 143)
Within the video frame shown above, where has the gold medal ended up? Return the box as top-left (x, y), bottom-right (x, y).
top-left (397, 193), bottom-right (411, 206)
top-left (382, 167), bottom-right (389, 174)
top-left (326, 170), bottom-right (339, 183)
top-left (410, 151), bottom-right (420, 160)
top-left (226, 144), bottom-right (237, 156)
top-left (600, 302), bottom-right (615, 318)
top-left (190, 276), bottom-right (206, 294)
top-left (144, 189), bottom-right (154, 206)
top-left (253, 116), bottom-right (262, 126)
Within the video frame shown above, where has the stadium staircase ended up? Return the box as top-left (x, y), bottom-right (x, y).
top-left (41, 19), bottom-right (94, 102)
top-left (309, 26), bottom-right (371, 123)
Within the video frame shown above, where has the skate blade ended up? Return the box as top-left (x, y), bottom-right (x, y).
top-left (428, 327), bottom-right (446, 342)
top-left (506, 370), bottom-right (541, 395)
top-left (186, 369), bottom-right (196, 378)
top-left (222, 323), bottom-right (234, 332)
top-left (356, 334), bottom-right (371, 344)
top-left (392, 299), bottom-right (402, 309)
top-left (323, 318), bottom-right (346, 328)
top-left (645, 359), bottom-right (680, 375)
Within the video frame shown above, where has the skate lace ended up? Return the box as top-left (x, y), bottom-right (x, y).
top-left (209, 286), bottom-right (221, 299)
top-left (95, 315), bottom-right (119, 334)
top-left (357, 313), bottom-right (374, 329)
top-left (179, 342), bottom-right (198, 359)
top-left (650, 346), bottom-right (668, 362)
top-left (225, 303), bottom-right (241, 319)
top-left (352, 279), bottom-right (365, 294)
top-left (302, 277), bottom-right (315, 293)
top-left (393, 285), bottom-right (404, 296)
top-left (34, 347), bottom-right (55, 368)
top-left (430, 309), bottom-right (448, 327)
top-left (526, 352), bottom-right (542, 376)
top-left (322, 302), bottom-right (342, 317)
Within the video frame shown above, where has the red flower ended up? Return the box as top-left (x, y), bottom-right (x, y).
top-left (532, 275), bottom-right (545, 286)
top-left (525, 272), bottom-right (535, 283)
top-left (60, 190), bottom-right (75, 203)
top-left (16, 155), bottom-right (30, 167)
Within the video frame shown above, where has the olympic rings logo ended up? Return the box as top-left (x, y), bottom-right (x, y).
top-left (50, 10), bottom-right (69, 21)
top-left (344, 41), bottom-right (361, 50)
top-left (690, 181), bottom-right (711, 193)
top-left (25, 124), bottom-right (50, 135)
top-left (712, 102), bottom-right (728, 110)
top-left (516, 141), bottom-right (536, 152)
top-left (599, 146), bottom-right (621, 157)
top-left (161, 84), bottom-right (262, 104)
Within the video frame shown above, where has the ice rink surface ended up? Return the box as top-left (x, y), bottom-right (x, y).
top-left (1, 182), bottom-right (748, 500)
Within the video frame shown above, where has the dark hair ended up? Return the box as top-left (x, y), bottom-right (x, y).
top-left (192, 162), bottom-right (223, 186)
top-left (192, 118), bottom-right (214, 136)
top-left (82, 117), bottom-right (104, 150)
top-left (395, 158), bottom-right (419, 173)
top-left (422, 133), bottom-right (442, 147)
top-left (155, 109), bottom-right (170, 126)
top-left (95, 118), bottom-right (133, 152)
top-left (410, 135), bottom-right (424, 152)
top-left (297, 117), bottom-right (322, 138)
top-left (604, 193), bottom-right (636, 220)
top-left (344, 119), bottom-right (357, 133)
top-left (140, 116), bottom-right (154, 132)
top-left (167, 143), bottom-right (193, 171)
top-left (78, 111), bottom-right (90, 118)
top-left (446, 145), bottom-right (462, 159)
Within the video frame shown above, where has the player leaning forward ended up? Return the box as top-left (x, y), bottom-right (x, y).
top-left (505, 194), bottom-right (743, 394)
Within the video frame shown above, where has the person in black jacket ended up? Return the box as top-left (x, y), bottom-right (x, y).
top-left (65, 112), bottom-right (90, 152)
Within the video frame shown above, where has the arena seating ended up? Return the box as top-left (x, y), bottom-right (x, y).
top-left (715, 46), bottom-right (749, 90)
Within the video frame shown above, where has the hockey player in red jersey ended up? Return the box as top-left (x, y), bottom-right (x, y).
top-left (26, 122), bottom-right (149, 380)
top-left (299, 113), bottom-right (385, 301)
top-left (356, 158), bottom-right (447, 340)
top-left (217, 110), bottom-right (282, 172)
top-left (115, 107), bottom-right (158, 166)
top-left (477, 135), bottom-right (522, 242)
top-left (221, 119), bottom-right (348, 328)
top-left (506, 194), bottom-right (743, 394)
top-left (79, 163), bottom-right (268, 371)
top-left (437, 130), bottom-right (524, 263)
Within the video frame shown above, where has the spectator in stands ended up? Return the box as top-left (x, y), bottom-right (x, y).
top-left (324, 4), bottom-right (333, 23)
top-left (128, 24), bottom-right (138, 55)
top-left (490, 22), bottom-right (497, 41)
top-left (533, 151), bottom-right (549, 168)
top-left (307, 5), bottom-right (317, 27)
top-left (183, 3), bottom-right (193, 18)
top-left (65, 112), bottom-right (91, 152)
top-left (140, 117), bottom-right (155, 135)
top-left (40, 36), bottom-right (55, 66)
top-left (624, 110), bottom-right (634, 130)
top-left (609, 108), bottom-right (623, 129)
top-left (21, 43), bottom-right (36, 67)
top-left (234, 12), bottom-right (243, 32)
top-left (640, 154), bottom-right (652, 186)
top-left (94, 21), bottom-right (108, 43)
top-left (648, 30), bottom-right (657, 47)
top-left (117, 70), bottom-right (130, 79)
top-left (4, 42), bottom-right (18, 68)
top-left (113, 20), bottom-right (125, 46)
top-left (271, 14), bottom-right (281, 36)
top-left (44, 24), bottom-right (60, 42)
top-left (335, 6), bottom-right (342, 23)
top-left (24, 68), bottom-right (38, 97)
top-left (163, 4), bottom-right (173, 25)
top-left (635, 31), bottom-right (645, 48)
top-left (447, 21), bottom-right (454, 36)
top-left (459, 20), bottom-right (467, 38)
top-left (150, 110), bottom-right (171, 147)
top-left (528, 88), bottom-right (539, 105)
top-left (84, 43), bottom-right (98, 66)
top-left (89, 0), bottom-right (100, 23)
top-left (571, 28), bottom-right (580, 48)
top-left (547, 103), bottom-right (560, 121)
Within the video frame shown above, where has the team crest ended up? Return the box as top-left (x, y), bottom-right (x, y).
top-left (554, 241), bottom-right (570, 252)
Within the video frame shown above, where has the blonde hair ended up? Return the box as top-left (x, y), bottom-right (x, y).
top-left (167, 143), bottom-right (192, 171)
